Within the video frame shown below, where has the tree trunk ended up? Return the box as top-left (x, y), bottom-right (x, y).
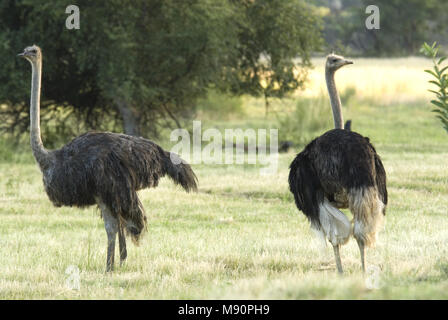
top-left (114, 98), bottom-right (140, 136)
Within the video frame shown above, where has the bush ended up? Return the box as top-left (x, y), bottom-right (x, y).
top-left (195, 90), bottom-right (244, 120)
top-left (277, 95), bottom-right (332, 145)
top-left (340, 86), bottom-right (356, 106)
top-left (421, 42), bottom-right (448, 133)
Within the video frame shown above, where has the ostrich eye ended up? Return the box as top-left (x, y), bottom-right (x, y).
top-left (332, 59), bottom-right (337, 63)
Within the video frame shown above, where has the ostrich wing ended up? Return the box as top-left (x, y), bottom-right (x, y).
top-left (288, 151), bottom-right (324, 228)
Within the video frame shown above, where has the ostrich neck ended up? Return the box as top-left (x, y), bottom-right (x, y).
top-left (325, 68), bottom-right (344, 129)
top-left (30, 60), bottom-right (50, 170)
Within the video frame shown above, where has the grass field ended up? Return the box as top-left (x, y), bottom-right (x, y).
top-left (0, 57), bottom-right (448, 299)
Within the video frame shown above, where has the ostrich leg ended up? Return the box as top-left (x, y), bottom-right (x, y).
top-left (333, 244), bottom-right (344, 274)
top-left (118, 224), bottom-right (127, 266)
top-left (104, 212), bottom-right (118, 272)
top-left (356, 240), bottom-right (366, 273)
top-left (99, 202), bottom-right (118, 272)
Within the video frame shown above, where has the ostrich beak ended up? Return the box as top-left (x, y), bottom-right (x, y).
top-left (17, 52), bottom-right (25, 57)
top-left (344, 60), bottom-right (353, 65)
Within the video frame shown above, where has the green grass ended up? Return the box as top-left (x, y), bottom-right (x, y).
top-left (1, 61), bottom-right (448, 299)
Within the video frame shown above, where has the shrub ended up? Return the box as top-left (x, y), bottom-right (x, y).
top-left (421, 42), bottom-right (448, 133)
top-left (196, 90), bottom-right (244, 120)
top-left (277, 95), bottom-right (332, 145)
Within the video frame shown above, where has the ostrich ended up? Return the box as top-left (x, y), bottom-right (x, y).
top-left (18, 45), bottom-right (198, 272)
top-left (288, 54), bottom-right (387, 274)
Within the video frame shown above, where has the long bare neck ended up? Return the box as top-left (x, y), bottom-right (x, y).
top-left (325, 68), bottom-right (344, 129)
top-left (30, 59), bottom-right (50, 170)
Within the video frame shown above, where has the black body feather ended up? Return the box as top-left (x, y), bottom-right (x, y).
top-left (289, 129), bottom-right (387, 228)
top-left (43, 132), bottom-right (198, 236)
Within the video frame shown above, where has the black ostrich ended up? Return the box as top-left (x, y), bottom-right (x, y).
top-left (19, 45), bottom-right (198, 272)
top-left (288, 54), bottom-right (387, 274)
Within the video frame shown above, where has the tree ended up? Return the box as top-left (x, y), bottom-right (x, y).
top-left (0, 0), bottom-right (322, 140)
top-left (355, 0), bottom-right (446, 56)
top-left (310, 0), bottom-right (448, 56)
top-left (223, 0), bottom-right (322, 116)
top-left (0, 0), bottom-right (115, 142)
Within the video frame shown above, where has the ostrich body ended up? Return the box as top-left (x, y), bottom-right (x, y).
top-left (19, 45), bottom-right (198, 272)
top-left (288, 54), bottom-right (387, 273)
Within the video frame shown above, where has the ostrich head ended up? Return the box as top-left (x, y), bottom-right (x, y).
top-left (18, 45), bottom-right (42, 64)
top-left (326, 53), bottom-right (353, 72)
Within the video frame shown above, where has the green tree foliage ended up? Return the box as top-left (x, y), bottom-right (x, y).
top-left (223, 0), bottom-right (322, 115)
top-left (0, 0), bottom-right (321, 139)
top-left (311, 0), bottom-right (448, 56)
top-left (421, 42), bottom-right (448, 133)
top-left (357, 0), bottom-right (446, 56)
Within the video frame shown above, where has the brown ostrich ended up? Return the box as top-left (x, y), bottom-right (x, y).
top-left (18, 45), bottom-right (198, 272)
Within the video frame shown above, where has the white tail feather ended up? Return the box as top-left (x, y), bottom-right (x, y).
top-left (312, 227), bottom-right (328, 250)
top-left (317, 199), bottom-right (351, 246)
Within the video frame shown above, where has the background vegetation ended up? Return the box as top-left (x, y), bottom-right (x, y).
top-left (1, 59), bottom-right (448, 299)
top-left (421, 42), bottom-right (448, 133)
top-left (312, 0), bottom-right (448, 56)
top-left (0, 0), bottom-right (321, 139)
